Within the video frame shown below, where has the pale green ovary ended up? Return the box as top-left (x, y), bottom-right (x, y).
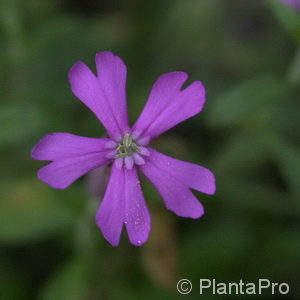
top-left (116, 134), bottom-right (140, 158)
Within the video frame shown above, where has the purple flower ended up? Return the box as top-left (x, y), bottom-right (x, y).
top-left (32, 52), bottom-right (216, 246)
top-left (279, 0), bottom-right (300, 10)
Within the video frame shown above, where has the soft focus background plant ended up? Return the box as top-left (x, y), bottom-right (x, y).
top-left (0, 0), bottom-right (300, 299)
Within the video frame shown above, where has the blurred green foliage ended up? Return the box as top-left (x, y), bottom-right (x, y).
top-left (0, 0), bottom-right (300, 299)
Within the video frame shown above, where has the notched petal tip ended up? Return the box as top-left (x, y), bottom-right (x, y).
top-left (193, 80), bottom-right (206, 108)
top-left (127, 221), bottom-right (151, 247)
top-left (95, 51), bottom-right (127, 73)
top-left (30, 132), bottom-right (59, 160)
top-left (68, 61), bottom-right (87, 81)
top-left (31, 143), bottom-right (42, 160)
top-left (134, 71), bottom-right (207, 138)
top-left (96, 227), bottom-right (121, 247)
top-left (168, 200), bottom-right (204, 219)
top-left (202, 169), bottom-right (217, 195)
top-left (157, 71), bottom-right (188, 84)
top-left (190, 205), bottom-right (205, 219)
top-left (31, 134), bottom-right (50, 160)
top-left (130, 236), bottom-right (149, 247)
top-left (67, 61), bottom-right (98, 101)
top-left (97, 227), bottom-right (121, 247)
top-left (37, 167), bottom-right (69, 190)
top-left (95, 50), bottom-right (115, 60)
top-left (109, 241), bottom-right (120, 247)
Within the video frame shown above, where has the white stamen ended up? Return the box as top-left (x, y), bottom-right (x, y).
top-left (115, 157), bottom-right (123, 169)
top-left (124, 156), bottom-right (134, 170)
top-left (131, 129), bottom-right (142, 140)
top-left (137, 136), bottom-right (150, 146)
top-left (114, 133), bottom-right (122, 142)
top-left (106, 150), bottom-right (117, 159)
top-left (139, 146), bottom-right (150, 156)
top-left (104, 140), bottom-right (117, 149)
top-left (133, 153), bottom-right (145, 165)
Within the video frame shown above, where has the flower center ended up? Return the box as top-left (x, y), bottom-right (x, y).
top-left (105, 132), bottom-right (150, 169)
top-left (116, 133), bottom-right (140, 158)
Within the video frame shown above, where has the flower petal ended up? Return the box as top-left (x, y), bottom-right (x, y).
top-left (32, 133), bottom-right (111, 189)
top-left (68, 52), bottom-right (129, 137)
top-left (133, 72), bottom-right (205, 138)
top-left (145, 148), bottom-right (216, 195)
top-left (31, 132), bottom-right (110, 161)
top-left (96, 165), bottom-right (125, 246)
top-left (38, 152), bottom-right (110, 189)
top-left (95, 52), bottom-right (129, 132)
top-left (133, 72), bottom-right (186, 136)
top-left (140, 149), bottom-right (215, 218)
top-left (124, 168), bottom-right (151, 246)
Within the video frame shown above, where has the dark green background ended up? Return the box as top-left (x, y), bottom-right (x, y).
top-left (1, 0), bottom-right (300, 299)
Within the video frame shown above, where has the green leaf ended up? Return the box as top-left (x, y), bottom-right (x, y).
top-left (206, 75), bottom-right (287, 127)
top-left (0, 178), bottom-right (74, 244)
top-left (275, 143), bottom-right (300, 198)
top-left (247, 229), bottom-right (300, 280)
top-left (287, 46), bottom-right (300, 85)
top-left (0, 255), bottom-right (28, 299)
top-left (39, 256), bottom-right (91, 300)
top-left (257, 131), bottom-right (300, 198)
top-left (211, 132), bottom-right (270, 176)
top-left (182, 221), bottom-right (252, 277)
top-left (0, 105), bottom-right (48, 147)
top-left (267, 0), bottom-right (300, 41)
top-left (220, 177), bottom-right (294, 214)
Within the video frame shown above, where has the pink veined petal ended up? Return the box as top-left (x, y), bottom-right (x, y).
top-left (96, 165), bottom-right (125, 246)
top-left (95, 52), bottom-right (129, 132)
top-left (96, 166), bottom-right (151, 246)
top-left (140, 148), bottom-right (215, 218)
top-left (31, 133), bottom-right (112, 189)
top-left (124, 168), bottom-right (151, 246)
top-left (133, 72), bottom-right (206, 138)
top-left (145, 148), bottom-right (216, 195)
top-left (68, 52), bottom-right (129, 138)
top-left (133, 72), bottom-right (187, 136)
top-left (38, 152), bottom-right (111, 189)
top-left (31, 132), bottom-right (110, 161)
